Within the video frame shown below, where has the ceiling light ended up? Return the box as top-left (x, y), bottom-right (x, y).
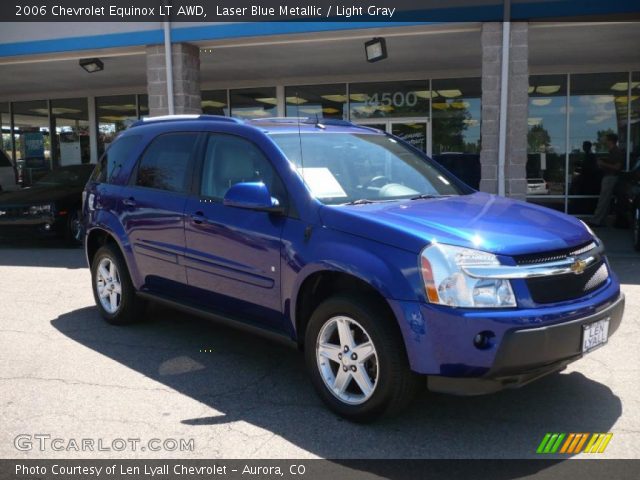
top-left (531, 98), bottom-right (552, 106)
top-left (415, 90), bottom-right (437, 99)
top-left (202, 100), bottom-right (226, 108)
top-left (322, 107), bottom-right (340, 114)
top-left (528, 117), bottom-right (543, 126)
top-left (610, 82), bottom-right (640, 92)
top-left (79, 58), bottom-right (104, 73)
top-left (364, 37), bottom-right (387, 63)
top-left (99, 104), bottom-right (137, 112)
top-left (286, 96), bottom-right (308, 105)
top-left (536, 85), bottom-right (561, 94)
top-left (256, 97), bottom-right (278, 105)
top-left (320, 94), bottom-right (347, 103)
top-left (349, 93), bottom-right (369, 102)
top-left (528, 86), bottom-right (535, 93)
top-left (437, 89), bottom-right (463, 98)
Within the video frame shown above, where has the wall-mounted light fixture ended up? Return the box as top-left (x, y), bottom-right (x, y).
top-left (79, 58), bottom-right (104, 73)
top-left (364, 38), bottom-right (387, 63)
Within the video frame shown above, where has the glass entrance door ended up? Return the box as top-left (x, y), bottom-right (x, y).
top-left (354, 118), bottom-right (431, 156)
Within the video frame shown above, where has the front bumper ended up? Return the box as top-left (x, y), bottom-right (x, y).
top-left (427, 293), bottom-right (624, 394)
top-left (0, 215), bottom-right (65, 238)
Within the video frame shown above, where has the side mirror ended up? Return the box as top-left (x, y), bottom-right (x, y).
top-left (223, 182), bottom-right (284, 214)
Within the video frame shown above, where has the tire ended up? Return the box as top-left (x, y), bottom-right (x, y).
top-left (91, 243), bottom-right (146, 325)
top-left (304, 295), bottom-right (421, 422)
top-left (65, 208), bottom-right (83, 246)
top-left (633, 207), bottom-right (640, 252)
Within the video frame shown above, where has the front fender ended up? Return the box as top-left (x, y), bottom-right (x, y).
top-left (284, 224), bottom-right (423, 333)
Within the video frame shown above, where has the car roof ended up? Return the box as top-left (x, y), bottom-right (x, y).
top-left (129, 115), bottom-right (384, 135)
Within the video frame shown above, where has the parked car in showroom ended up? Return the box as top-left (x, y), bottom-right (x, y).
top-left (0, 149), bottom-right (19, 193)
top-left (83, 115), bottom-right (624, 422)
top-left (0, 163), bottom-right (94, 244)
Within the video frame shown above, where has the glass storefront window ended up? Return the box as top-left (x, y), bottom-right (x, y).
top-left (230, 87), bottom-right (277, 119)
top-left (51, 98), bottom-right (90, 166)
top-left (96, 95), bottom-right (138, 156)
top-left (0, 103), bottom-right (12, 161)
top-left (568, 72), bottom-right (629, 206)
top-left (349, 80), bottom-right (429, 119)
top-left (201, 90), bottom-right (228, 116)
top-left (285, 84), bottom-right (347, 119)
top-left (138, 94), bottom-right (149, 119)
top-left (12, 100), bottom-right (50, 184)
top-left (526, 75), bottom-right (568, 212)
top-left (431, 78), bottom-right (481, 155)
top-left (629, 72), bottom-right (640, 170)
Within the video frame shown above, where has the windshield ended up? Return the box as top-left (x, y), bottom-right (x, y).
top-left (34, 165), bottom-right (94, 187)
top-left (270, 132), bottom-right (463, 205)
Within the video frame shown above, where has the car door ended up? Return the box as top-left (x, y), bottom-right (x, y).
top-left (120, 132), bottom-right (198, 295)
top-left (183, 133), bottom-right (288, 331)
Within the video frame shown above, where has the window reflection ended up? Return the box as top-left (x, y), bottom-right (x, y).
top-left (568, 72), bottom-right (628, 209)
top-left (0, 103), bottom-right (12, 161)
top-left (230, 87), bottom-right (277, 119)
top-left (97, 95), bottom-right (138, 156)
top-left (201, 90), bottom-right (228, 116)
top-left (285, 84), bottom-right (347, 119)
top-left (432, 77), bottom-right (481, 155)
top-left (527, 75), bottom-right (568, 208)
top-left (629, 72), bottom-right (640, 170)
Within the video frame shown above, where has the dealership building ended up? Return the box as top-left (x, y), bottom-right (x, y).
top-left (0, 1), bottom-right (639, 214)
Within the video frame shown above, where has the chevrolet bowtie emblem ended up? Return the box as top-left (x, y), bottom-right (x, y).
top-left (570, 258), bottom-right (588, 275)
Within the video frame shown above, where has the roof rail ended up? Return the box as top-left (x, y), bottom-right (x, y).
top-left (130, 114), bottom-right (243, 128)
top-left (250, 117), bottom-right (356, 127)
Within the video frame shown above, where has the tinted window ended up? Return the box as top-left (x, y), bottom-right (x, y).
top-left (200, 134), bottom-right (286, 203)
top-left (35, 165), bottom-right (94, 187)
top-left (91, 135), bottom-right (142, 183)
top-left (135, 133), bottom-right (197, 192)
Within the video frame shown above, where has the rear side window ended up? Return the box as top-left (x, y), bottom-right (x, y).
top-left (91, 135), bottom-right (141, 184)
top-left (135, 133), bottom-right (198, 193)
top-left (0, 150), bottom-right (12, 168)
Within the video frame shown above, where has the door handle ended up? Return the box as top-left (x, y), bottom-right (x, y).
top-left (122, 197), bottom-right (136, 207)
top-left (191, 211), bottom-right (206, 224)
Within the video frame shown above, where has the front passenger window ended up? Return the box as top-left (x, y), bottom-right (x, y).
top-left (200, 134), bottom-right (286, 204)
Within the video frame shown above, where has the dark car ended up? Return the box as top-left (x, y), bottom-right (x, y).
top-left (0, 164), bottom-right (94, 243)
top-left (83, 116), bottom-right (623, 422)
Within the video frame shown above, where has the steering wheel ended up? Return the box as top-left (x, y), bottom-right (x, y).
top-left (366, 175), bottom-right (390, 188)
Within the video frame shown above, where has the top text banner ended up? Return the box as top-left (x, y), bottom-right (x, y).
top-left (3, 0), bottom-right (640, 22)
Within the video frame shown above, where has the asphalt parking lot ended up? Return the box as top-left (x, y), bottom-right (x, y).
top-left (0, 231), bottom-right (638, 460)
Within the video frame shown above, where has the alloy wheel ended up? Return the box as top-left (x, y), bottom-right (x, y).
top-left (316, 316), bottom-right (379, 405)
top-left (96, 257), bottom-right (122, 314)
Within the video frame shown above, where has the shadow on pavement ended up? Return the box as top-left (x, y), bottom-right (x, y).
top-left (0, 239), bottom-right (85, 269)
top-left (51, 303), bottom-right (622, 471)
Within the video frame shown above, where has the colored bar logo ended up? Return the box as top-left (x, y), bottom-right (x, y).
top-left (537, 433), bottom-right (613, 454)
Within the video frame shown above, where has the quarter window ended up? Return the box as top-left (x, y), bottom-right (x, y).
top-left (91, 134), bottom-right (142, 184)
top-left (135, 133), bottom-right (197, 192)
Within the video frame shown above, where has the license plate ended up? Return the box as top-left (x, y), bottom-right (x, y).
top-left (582, 318), bottom-right (609, 353)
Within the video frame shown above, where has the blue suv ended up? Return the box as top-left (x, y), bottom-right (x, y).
top-left (83, 115), bottom-right (624, 421)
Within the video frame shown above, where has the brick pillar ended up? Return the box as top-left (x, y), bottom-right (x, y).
top-left (505, 22), bottom-right (529, 200)
top-left (146, 43), bottom-right (201, 117)
top-left (480, 23), bottom-right (501, 194)
top-left (480, 22), bottom-right (529, 198)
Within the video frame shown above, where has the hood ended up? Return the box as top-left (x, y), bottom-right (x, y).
top-left (0, 185), bottom-right (79, 206)
top-left (319, 192), bottom-right (593, 256)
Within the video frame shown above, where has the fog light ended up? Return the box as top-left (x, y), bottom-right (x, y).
top-left (473, 331), bottom-right (495, 350)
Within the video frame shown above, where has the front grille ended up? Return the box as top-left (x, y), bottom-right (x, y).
top-left (514, 241), bottom-right (596, 265)
top-left (525, 259), bottom-right (608, 304)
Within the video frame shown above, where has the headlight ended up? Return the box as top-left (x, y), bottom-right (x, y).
top-left (28, 204), bottom-right (52, 215)
top-left (420, 243), bottom-right (516, 308)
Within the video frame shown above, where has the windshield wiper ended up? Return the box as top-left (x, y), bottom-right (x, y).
top-left (410, 194), bottom-right (452, 200)
top-left (344, 198), bottom-right (377, 205)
